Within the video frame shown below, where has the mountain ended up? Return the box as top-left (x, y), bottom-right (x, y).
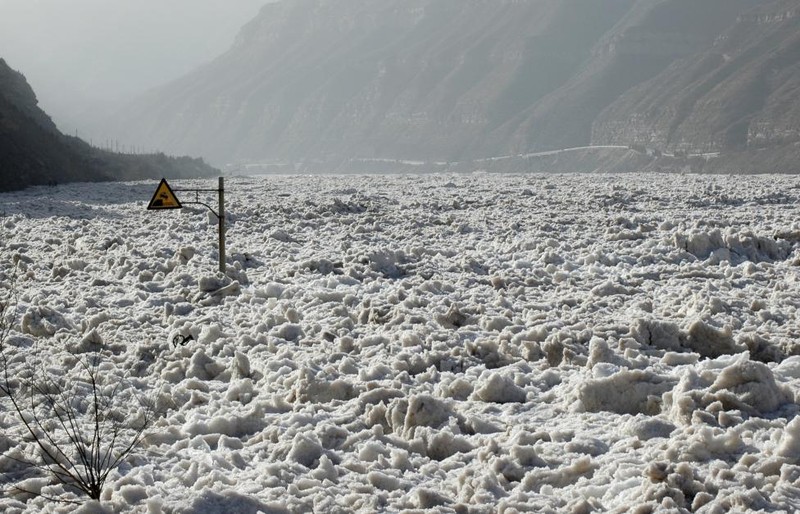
top-left (592, 0), bottom-right (800, 164)
top-left (0, 58), bottom-right (217, 192)
top-left (106, 0), bottom-right (800, 172)
top-left (489, 0), bottom-right (764, 155)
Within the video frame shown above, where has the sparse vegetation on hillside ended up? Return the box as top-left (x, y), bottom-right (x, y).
top-left (0, 58), bottom-right (217, 192)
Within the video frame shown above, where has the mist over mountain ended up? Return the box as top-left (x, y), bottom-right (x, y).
top-left (0, 0), bottom-right (270, 136)
top-left (107, 0), bottom-right (800, 172)
top-left (0, 59), bottom-right (217, 192)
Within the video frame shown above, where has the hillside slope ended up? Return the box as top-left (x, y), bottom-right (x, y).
top-left (0, 58), bottom-right (217, 192)
top-left (108, 0), bottom-right (635, 165)
top-left (592, 0), bottom-right (800, 155)
top-left (106, 0), bottom-right (800, 172)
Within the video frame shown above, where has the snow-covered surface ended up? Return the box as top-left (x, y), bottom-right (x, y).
top-left (2, 173), bottom-right (800, 513)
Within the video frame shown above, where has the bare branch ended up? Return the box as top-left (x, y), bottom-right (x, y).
top-left (1, 259), bottom-right (157, 502)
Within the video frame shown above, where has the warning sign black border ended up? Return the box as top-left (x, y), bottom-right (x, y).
top-left (147, 178), bottom-right (183, 210)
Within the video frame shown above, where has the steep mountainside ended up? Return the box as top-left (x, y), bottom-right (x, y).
top-left (592, 0), bottom-right (800, 155)
top-left (0, 58), bottom-right (217, 192)
top-left (489, 0), bottom-right (763, 155)
top-left (109, 0), bottom-right (634, 165)
top-left (107, 0), bottom-right (800, 172)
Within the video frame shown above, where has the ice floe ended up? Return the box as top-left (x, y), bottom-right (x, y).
top-left (2, 173), bottom-right (800, 512)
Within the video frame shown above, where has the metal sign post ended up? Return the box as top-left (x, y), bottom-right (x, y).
top-left (217, 177), bottom-right (225, 274)
top-left (147, 177), bottom-right (226, 274)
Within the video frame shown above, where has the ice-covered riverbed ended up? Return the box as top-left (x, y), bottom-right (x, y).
top-left (2, 173), bottom-right (800, 513)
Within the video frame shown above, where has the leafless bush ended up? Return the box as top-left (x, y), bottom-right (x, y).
top-left (0, 262), bottom-right (154, 502)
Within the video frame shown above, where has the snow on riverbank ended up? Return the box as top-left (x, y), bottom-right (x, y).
top-left (2, 173), bottom-right (800, 513)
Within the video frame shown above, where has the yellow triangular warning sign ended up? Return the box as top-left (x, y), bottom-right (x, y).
top-left (147, 178), bottom-right (182, 210)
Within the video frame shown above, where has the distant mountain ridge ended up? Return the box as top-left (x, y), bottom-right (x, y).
top-left (0, 58), bottom-right (217, 192)
top-left (107, 0), bottom-right (800, 172)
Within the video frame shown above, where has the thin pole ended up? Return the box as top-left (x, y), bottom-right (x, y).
top-left (218, 177), bottom-right (226, 274)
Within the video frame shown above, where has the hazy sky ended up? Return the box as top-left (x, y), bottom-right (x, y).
top-left (0, 0), bottom-right (270, 133)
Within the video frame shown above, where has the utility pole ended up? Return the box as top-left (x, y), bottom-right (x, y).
top-left (218, 177), bottom-right (226, 274)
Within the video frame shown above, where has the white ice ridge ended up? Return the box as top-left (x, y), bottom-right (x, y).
top-left (1, 173), bottom-right (800, 512)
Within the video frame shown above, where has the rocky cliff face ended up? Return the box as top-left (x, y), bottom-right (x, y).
top-left (106, 0), bottom-right (800, 172)
top-left (591, 0), bottom-right (800, 157)
top-left (0, 59), bottom-right (217, 192)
